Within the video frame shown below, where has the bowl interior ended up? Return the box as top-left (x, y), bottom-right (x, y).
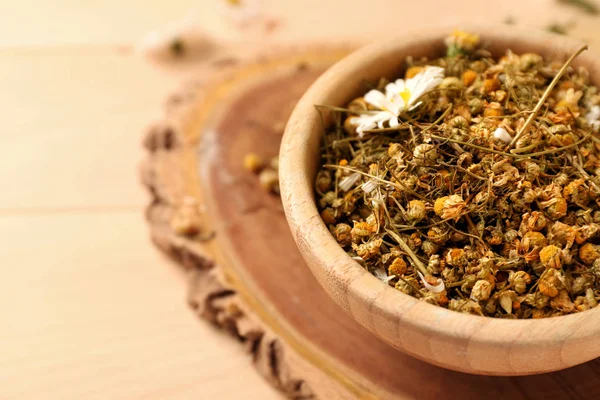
top-left (280, 25), bottom-right (600, 374)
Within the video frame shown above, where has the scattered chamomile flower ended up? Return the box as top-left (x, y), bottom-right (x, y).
top-left (444, 30), bottom-right (480, 56)
top-left (351, 66), bottom-right (445, 136)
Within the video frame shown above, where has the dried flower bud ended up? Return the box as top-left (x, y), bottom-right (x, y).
top-left (462, 69), bottom-right (478, 86)
top-left (320, 207), bottom-right (337, 225)
top-left (259, 168), bottom-right (279, 194)
top-left (575, 224), bottom-right (600, 244)
top-left (388, 143), bottom-right (401, 157)
top-left (389, 258), bottom-right (408, 276)
top-left (413, 144), bottom-right (438, 166)
top-left (539, 195), bottom-right (568, 220)
top-left (522, 231), bottom-right (548, 251)
top-left (547, 221), bottom-right (576, 248)
top-left (427, 254), bottom-right (441, 274)
top-left (539, 269), bottom-right (564, 298)
top-left (351, 221), bottom-right (375, 242)
top-left (448, 299), bottom-right (483, 315)
top-left (315, 171), bottom-right (332, 193)
top-left (395, 276), bottom-right (419, 295)
top-left (504, 229), bottom-right (518, 243)
top-left (433, 194), bottom-right (466, 221)
top-left (483, 102), bottom-right (504, 118)
top-left (468, 98), bottom-right (483, 115)
top-left (243, 152), bottom-right (264, 173)
top-left (509, 271), bottom-right (532, 294)
top-left (519, 53), bottom-right (543, 70)
top-left (561, 248), bottom-right (573, 265)
top-left (406, 200), bottom-right (427, 223)
top-left (347, 97), bottom-right (368, 113)
top-left (460, 274), bottom-right (478, 293)
top-left (571, 275), bottom-right (594, 295)
top-left (524, 292), bottom-right (550, 309)
top-left (550, 290), bottom-right (575, 313)
top-left (523, 161), bottom-right (541, 181)
top-left (471, 280), bottom-right (493, 301)
top-left (579, 243), bottom-right (600, 265)
top-left (486, 227), bottom-right (504, 245)
top-left (586, 288), bottom-right (598, 308)
top-left (553, 173), bottom-right (570, 187)
top-left (427, 226), bottom-right (449, 245)
top-left (352, 238), bottom-right (383, 260)
top-left (334, 223), bottom-right (352, 247)
top-left (483, 78), bottom-right (501, 93)
top-left (422, 240), bottom-right (440, 256)
top-left (524, 211), bottom-right (547, 232)
top-left (539, 245), bottom-right (562, 269)
top-left (446, 248), bottom-right (467, 267)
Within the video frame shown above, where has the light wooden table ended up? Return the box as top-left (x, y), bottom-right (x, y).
top-left (1, 1), bottom-right (598, 399)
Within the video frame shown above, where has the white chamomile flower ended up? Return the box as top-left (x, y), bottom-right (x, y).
top-left (351, 66), bottom-right (445, 136)
top-left (586, 105), bottom-right (600, 131)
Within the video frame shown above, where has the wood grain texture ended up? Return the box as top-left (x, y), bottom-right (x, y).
top-left (142, 44), bottom-right (600, 399)
top-left (280, 25), bottom-right (600, 376)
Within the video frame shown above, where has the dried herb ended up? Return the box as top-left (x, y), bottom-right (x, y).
top-left (244, 152), bottom-right (280, 194)
top-left (314, 30), bottom-right (600, 318)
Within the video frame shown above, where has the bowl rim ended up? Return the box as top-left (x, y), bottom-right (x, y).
top-left (280, 23), bottom-right (600, 366)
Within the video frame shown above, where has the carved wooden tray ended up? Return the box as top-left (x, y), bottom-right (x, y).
top-left (140, 46), bottom-right (600, 399)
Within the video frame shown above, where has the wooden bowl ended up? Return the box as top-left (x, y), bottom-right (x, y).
top-left (280, 25), bottom-right (600, 376)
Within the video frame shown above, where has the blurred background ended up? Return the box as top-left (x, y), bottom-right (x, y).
top-left (1, 0), bottom-right (599, 399)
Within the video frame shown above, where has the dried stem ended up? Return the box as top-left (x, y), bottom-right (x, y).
top-left (506, 44), bottom-right (588, 150)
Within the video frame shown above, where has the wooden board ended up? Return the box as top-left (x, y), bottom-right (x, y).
top-left (141, 46), bottom-right (600, 399)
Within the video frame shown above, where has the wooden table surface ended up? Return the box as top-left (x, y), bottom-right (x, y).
top-left (1, 1), bottom-right (599, 399)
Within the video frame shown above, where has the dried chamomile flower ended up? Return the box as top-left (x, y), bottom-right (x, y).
top-left (571, 274), bottom-right (594, 294)
top-left (524, 292), bottom-right (550, 309)
top-left (509, 271), bottom-right (532, 294)
top-left (315, 171), bottom-right (332, 193)
top-left (445, 248), bottom-right (467, 267)
top-left (259, 168), bottom-right (279, 194)
top-left (422, 240), bottom-right (440, 256)
top-left (550, 290), bottom-right (575, 313)
top-left (471, 280), bottom-right (493, 302)
top-left (406, 200), bottom-right (427, 223)
top-left (539, 269), bottom-right (564, 298)
top-left (413, 144), bottom-right (438, 165)
top-left (243, 152), bottom-right (264, 173)
top-left (388, 257), bottom-right (408, 277)
top-left (333, 223), bottom-right (352, 247)
top-left (579, 243), bottom-right (600, 265)
top-left (539, 245), bottom-right (562, 269)
top-left (351, 220), bottom-right (375, 242)
top-left (352, 238), bottom-right (383, 260)
top-left (395, 276), bottom-right (419, 295)
top-left (433, 195), bottom-right (466, 221)
top-left (448, 299), bottom-right (483, 315)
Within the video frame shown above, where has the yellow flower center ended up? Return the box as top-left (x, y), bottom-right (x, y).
top-left (399, 89), bottom-right (412, 105)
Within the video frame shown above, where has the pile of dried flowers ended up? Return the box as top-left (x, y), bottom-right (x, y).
top-left (315, 30), bottom-right (600, 318)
